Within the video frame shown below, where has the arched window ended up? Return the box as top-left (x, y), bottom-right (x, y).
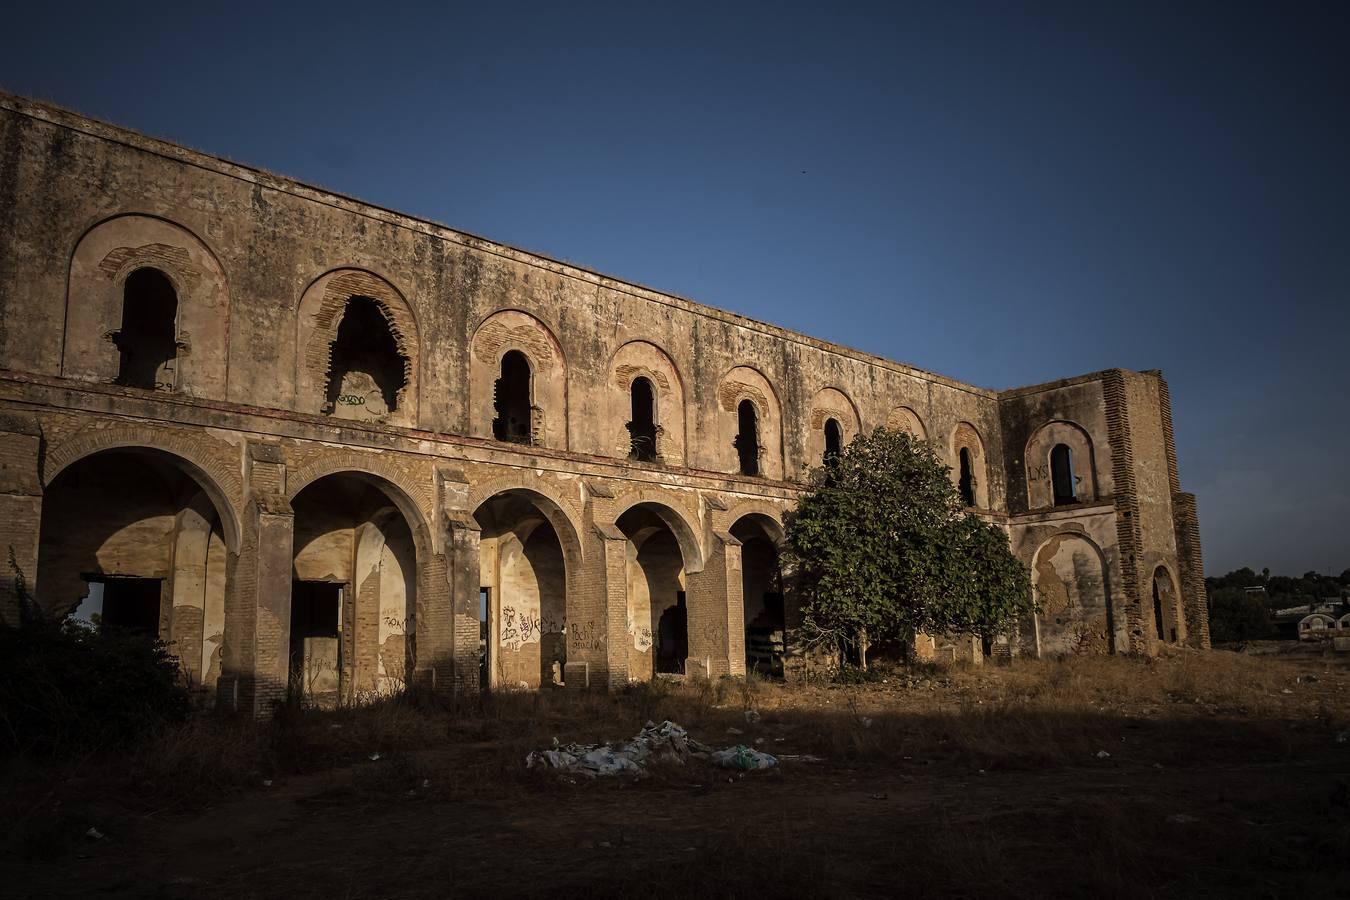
top-left (325, 296), bottom-right (406, 417)
top-left (628, 377), bottom-right (658, 462)
top-left (493, 350), bottom-right (533, 444)
top-left (114, 268), bottom-right (178, 390)
top-left (1051, 443), bottom-right (1077, 505)
top-left (736, 399), bottom-right (760, 476)
top-left (824, 418), bottom-right (843, 464)
top-left (1152, 578), bottom-right (1167, 642)
top-left (958, 447), bottom-right (976, 507)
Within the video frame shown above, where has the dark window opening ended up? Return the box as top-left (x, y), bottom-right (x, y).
top-left (1051, 443), bottom-right (1077, 505)
top-left (493, 350), bottom-right (533, 444)
top-left (83, 576), bottom-right (161, 635)
top-left (656, 591), bottom-right (688, 674)
top-left (324, 296), bottom-right (406, 416)
top-left (627, 377), bottom-right (658, 461)
top-left (824, 418), bottom-right (843, 464)
top-left (958, 447), bottom-right (976, 506)
top-left (479, 587), bottom-right (491, 690)
top-left (114, 268), bottom-right (178, 390)
top-left (1152, 579), bottom-right (1166, 643)
top-left (290, 581), bottom-right (342, 699)
top-left (736, 399), bottom-right (760, 476)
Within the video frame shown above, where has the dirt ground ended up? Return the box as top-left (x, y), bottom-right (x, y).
top-left (5, 648), bottom-right (1350, 899)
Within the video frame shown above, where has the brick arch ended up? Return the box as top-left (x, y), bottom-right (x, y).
top-left (716, 364), bottom-right (784, 480)
top-left (469, 309), bottom-right (568, 449)
top-left (295, 268), bottom-right (420, 426)
top-left (610, 487), bottom-right (706, 573)
top-left (65, 213), bottom-right (231, 398)
top-left (43, 427), bottom-right (243, 553)
top-left (1030, 530), bottom-right (1116, 656)
top-left (287, 452), bottom-right (434, 544)
top-left (886, 406), bottom-right (928, 440)
top-left (723, 499), bottom-right (788, 546)
top-left (606, 340), bottom-right (688, 464)
top-left (1025, 419), bottom-right (1098, 507)
top-left (950, 420), bottom-right (989, 509)
top-left (468, 475), bottom-right (586, 565)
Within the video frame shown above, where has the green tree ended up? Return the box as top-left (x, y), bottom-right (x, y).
top-left (784, 427), bottom-right (1033, 667)
top-left (1207, 585), bottom-right (1272, 642)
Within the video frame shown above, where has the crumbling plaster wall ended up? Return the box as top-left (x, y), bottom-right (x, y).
top-left (0, 99), bottom-right (1008, 489)
top-left (0, 93), bottom-right (1210, 688)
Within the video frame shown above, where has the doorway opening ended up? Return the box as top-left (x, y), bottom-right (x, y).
top-left (290, 581), bottom-right (343, 703)
top-left (76, 576), bottom-right (162, 635)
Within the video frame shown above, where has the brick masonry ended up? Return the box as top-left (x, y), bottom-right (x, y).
top-left (0, 92), bottom-right (1209, 716)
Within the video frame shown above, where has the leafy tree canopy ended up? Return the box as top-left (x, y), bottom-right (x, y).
top-left (784, 427), bottom-right (1032, 664)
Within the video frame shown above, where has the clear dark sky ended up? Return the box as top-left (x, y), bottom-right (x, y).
top-left (3, 2), bottom-right (1345, 576)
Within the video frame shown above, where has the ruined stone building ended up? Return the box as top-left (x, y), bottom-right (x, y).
top-left (0, 93), bottom-right (1209, 715)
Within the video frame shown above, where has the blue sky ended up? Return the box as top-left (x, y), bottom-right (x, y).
top-left (3, 1), bottom-right (1345, 575)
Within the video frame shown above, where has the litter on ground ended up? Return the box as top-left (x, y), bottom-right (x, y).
top-left (526, 720), bottom-right (779, 778)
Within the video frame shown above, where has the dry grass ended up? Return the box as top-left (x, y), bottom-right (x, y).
top-left (5, 649), bottom-right (1349, 897)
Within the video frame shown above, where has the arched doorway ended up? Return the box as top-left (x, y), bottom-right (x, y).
top-left (289, 473), bottom-right (421, 705)
top-left (474, 491), bottom-right (570, 690)
top-left (37, 448), bottom-right (235, 689)
top-left (732, 514), bottom-right (785, 677)
top-left (1151, 566), bottom-right (1181, 644)
top-left (1030, 533), bottom-right (1114, 656)
top-left (617, 502), bottom-right (696, 680)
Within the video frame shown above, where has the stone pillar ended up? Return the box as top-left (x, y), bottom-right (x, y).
top-left (0, 413), bottom-right (42, 626)
top-left (1172, 492), bottom-right (1210, 649)
top-left (219, 442), bottom-right (294, 719)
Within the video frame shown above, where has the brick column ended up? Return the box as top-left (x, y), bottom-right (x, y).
top-left (686, 532), bottom-right (743, 678)
top-left (1103, 370), bottom-right (1148, 653)
top-left (0, 413), bottom-right (42, 626)
top-left (594, 525), bottom-right (630, 690)
top-left (1172, 492), bottom-right (1211, 649)
top-left (219, 443), bottom-right (294, 719)
top-left (434, 514), bottom-right (481, 695)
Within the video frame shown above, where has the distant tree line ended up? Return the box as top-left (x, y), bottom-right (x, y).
top-left (1206, 567), bottom-right (1350, 642)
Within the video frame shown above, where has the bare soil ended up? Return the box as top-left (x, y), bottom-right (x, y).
top-left (5, 649), bottom-right (1350, 899)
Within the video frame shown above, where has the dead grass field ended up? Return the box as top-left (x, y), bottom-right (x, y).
top-left (5, 649), bottom-right (1350, 899)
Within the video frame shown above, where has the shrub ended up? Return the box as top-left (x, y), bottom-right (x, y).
top-left (0, 611), bottom-right (190, 756)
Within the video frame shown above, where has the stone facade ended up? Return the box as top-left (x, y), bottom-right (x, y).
top-left (0, 93), bottom-right (1209, 717)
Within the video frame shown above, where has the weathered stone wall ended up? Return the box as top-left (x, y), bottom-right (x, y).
top-left (0, 93), bottom-right (1209, 714)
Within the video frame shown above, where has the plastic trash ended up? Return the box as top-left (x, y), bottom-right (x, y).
top-left (709, 745), bottom-right (778, 771)
top-left (526, 720), bottom-right (776, 777)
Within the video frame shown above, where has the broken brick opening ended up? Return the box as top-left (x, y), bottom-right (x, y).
top-left (324, 296), bottom-right (407, 418)
top-left (958, 447), bottom-right (976, 506)
top-left (1051, 443), bottom-right (1077, 505)
top-left (628, 376), bottom-right (658, 461)
top-left (824, 417), bottom-right (843, 464)
top-left (114, 267), bottom-right (178, 390)
top-left (493, 350), bottom-right (533, 444)
top-left (736, 399), bottom-right (760, 476)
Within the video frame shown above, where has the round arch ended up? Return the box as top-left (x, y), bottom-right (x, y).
top-left (724, 500), bottom-right (788, 546)
top-left (468, 480), bottom-right (586, 568)
top-left (288, 455), bottom-right (434, 549)
top-left (44, 435), bottom-right (243, 554)
top-left (610, 489), bottom-right (706, 573)
top-left (1029, 530), bottom-right (1116, 656)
